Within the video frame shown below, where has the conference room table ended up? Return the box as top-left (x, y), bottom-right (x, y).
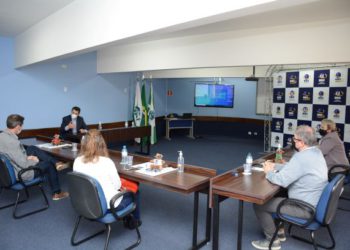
top-left (211, 148), bottom-right (294, 250)
top-left (21, 137), bottom-right (216, 250)
top-left (64, 126), bottom-right (151, 155)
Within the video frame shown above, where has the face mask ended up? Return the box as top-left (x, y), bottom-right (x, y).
top-left (291, 140), bottom-right (299, 152)
top-left (71, 114), bottom-right (78, 119)
top-left (319, 129), bottom-right (327, 137)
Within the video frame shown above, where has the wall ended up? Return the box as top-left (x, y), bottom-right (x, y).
top-left (166, 78), bottom-right (263, 119)
top-left (0, 36), bottom-right (166, 130)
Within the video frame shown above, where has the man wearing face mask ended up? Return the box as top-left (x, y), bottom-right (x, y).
top-left (251, 125), bottom-right (328, 250)
top-left (60, 106), bottom-right (88, 139)
top-left (318, 119), bottom-right (349, 170)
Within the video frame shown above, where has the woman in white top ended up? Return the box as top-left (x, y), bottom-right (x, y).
top-left (73, 129), bottom-right (141, 228)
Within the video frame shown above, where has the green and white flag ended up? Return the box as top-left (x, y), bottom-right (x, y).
top-left (133, 80), bottom-right (142, 143)
top-left (141, 80), bottom-right (149, 145)
top-left (148, 82), bottom-right (157, 144)
top-left (141, 80), bottom-right (148, 126)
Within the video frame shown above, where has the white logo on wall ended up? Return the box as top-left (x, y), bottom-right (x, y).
top-left (329, 105), bottom-right (346, 123)
top-left (330, 68), bottom-right (348, 86)
top-left (299, 70), bottom-right (314, 87)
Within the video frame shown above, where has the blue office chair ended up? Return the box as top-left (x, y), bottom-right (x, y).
top-left (328, 164), bottom-right (350, 211)
top-left (0, 154), bottom-right (49, 219)
top-left (67, 172), bottom-right (141, 250)
top-left (269, 174), bottom-right (345, 250)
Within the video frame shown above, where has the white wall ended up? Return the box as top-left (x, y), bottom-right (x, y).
top-left (97, 18), bottom-right (350, 73)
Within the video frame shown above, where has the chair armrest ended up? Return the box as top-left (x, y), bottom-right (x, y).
top-left (277, 198), bottom-right (316, 227)
top-left (328, 164), bottom-right (350, 181)
top-left (109, 190), bottom-right (136, 220)
top-left (17, 166), bottom-right (44, 185)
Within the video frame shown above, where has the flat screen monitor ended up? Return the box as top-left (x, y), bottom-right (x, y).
top-left (194, 83), bottom-right (234, 108)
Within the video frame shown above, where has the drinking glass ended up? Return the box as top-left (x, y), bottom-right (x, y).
top-left (125, 155), bottom-right (133, 170)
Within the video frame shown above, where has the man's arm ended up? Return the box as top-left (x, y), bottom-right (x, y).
top-left (60, 116), bottom-right (71, 136)
top-left (80, 117), bottom-right (88, 130)
top-left (5, 141), bottom-right (37, 169)
top-left (265, 156), bottom-right (303, 188)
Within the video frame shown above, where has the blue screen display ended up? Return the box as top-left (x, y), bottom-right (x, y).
top-left (194, 83), bottom-right (234, 108)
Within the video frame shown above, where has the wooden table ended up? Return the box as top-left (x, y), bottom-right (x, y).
top-left (211, 149), bottom-right (293, 250)
top-left (21, 137), bottom-right (216, 249)
top-left (64, 126), bottom-right (151, 155)
top-left (165, 118), bottom-right (195, 140)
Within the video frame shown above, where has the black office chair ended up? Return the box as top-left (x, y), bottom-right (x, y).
top-left (269, 174), bottom-right (345, 250)
top-left (67, 172), bottom-right (141, 250)
top-left (0, 153), bottom-right (49, 219)
top-left (328, 164), bottom-right (350, 211)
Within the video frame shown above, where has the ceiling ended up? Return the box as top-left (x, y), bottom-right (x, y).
top-left (0, 0), bottom-right (74, 36)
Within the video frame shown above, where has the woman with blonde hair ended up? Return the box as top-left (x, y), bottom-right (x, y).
top-left (73, 129), bottom-right (141, 228)
top-left (319, 119), bottom-right (349, 169)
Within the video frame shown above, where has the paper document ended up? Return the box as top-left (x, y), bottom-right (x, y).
top-left (252, 166), bottom-right (264, 172)
top-left (132, 162), bottom-right (177, 176)
top-left (36, 143), bottom-right (72, 149)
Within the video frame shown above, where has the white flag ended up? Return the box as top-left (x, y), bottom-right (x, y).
top-left (133, 80), bottom-right (143, 143)
top-left (148, 82), bottom-right (157, 144)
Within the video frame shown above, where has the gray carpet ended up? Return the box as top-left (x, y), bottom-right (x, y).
top-left (1, 135), bottom-right (349, 250)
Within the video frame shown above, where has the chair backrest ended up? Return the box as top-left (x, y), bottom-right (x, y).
top-left (67, 172), bottom-right (108, 220)
top-left (315, 174), bottom-right (345, 225)
top-left (0, 154), bottom-right (17, 187)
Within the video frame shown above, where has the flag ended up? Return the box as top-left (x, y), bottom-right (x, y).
top-left (141, 80), bottom-right (148, 126)
top-left (133, 80), bottom-right (142, 143)
top-left (141, 80), bottom-right (149, 145)
top-left (148, 82), bottom-right (157, 144)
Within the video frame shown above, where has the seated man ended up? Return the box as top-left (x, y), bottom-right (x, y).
top-left (252, 125), bottom-right (328, 250)
top-left (0, 114), bottom-right (69, 201)
top-left (318, 119), bottom-right (349, 169)
top-left (60, 106), bottom-right (88, 139)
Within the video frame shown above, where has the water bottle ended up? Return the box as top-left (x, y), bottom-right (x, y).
top-left (177, 151), bottom-right (184, 173)
top-left (275, 143), bottom-right (283, 163)
top-left (98, 121), bottom-right (102, 130)
top-left (244, 153), bottom-right (253, 174)
top-left (125, 121), bottom-right (128, 128)
top-left (121, 145), bottom-right (128, 164)
top-left (246, 153), bottom-right (253, 165)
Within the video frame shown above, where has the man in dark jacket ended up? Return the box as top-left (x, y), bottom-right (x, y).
top-left (60, 106), bottom-right (88, 139)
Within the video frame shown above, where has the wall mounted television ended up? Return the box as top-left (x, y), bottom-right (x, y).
top-left (194, 83), bottom-right (234, 108)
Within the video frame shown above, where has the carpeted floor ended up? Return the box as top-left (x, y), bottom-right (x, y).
top-left (1, 135), bottom-right (349, 250)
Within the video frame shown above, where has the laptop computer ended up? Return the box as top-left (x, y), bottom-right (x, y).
top-left (182, 113), bottom-right (192, 118)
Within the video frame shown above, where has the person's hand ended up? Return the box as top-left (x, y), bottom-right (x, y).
top-left (79, 129), bottom-right (87, 133)
top-left (263, 160), bottom-right (275, 173)
top-left (67, 122), bottom-right (75, 129)
top-left (27, 156), bottom-right (39, 162)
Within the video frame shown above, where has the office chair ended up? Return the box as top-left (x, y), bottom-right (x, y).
top-left (0, 154), bottom-right (49, 219)
top-left (67, 172), bottom-right (141, 250)
top-left (328, 164), bottom-right (350, 211)
top-left (269, 174), bottom-right (345, 250)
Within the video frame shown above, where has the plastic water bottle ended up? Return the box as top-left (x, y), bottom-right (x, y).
top-left (98, 121), bottom-right (102, 130)
top-left (121, 145), bottom-right (128, 164)
top-left (125, 121), bottom-right (128, 128)
top-left (275, 143), bottom-right (283, 163)
top-left (177, 151), bottom-right (184, 173)
top-left (246, 153), bottom-right (253, 167)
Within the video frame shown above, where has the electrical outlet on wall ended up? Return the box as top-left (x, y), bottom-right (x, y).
top-left (254, 132), bottom-right (258, 136)
top-left (248, 131), bottom-right (252, 135)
